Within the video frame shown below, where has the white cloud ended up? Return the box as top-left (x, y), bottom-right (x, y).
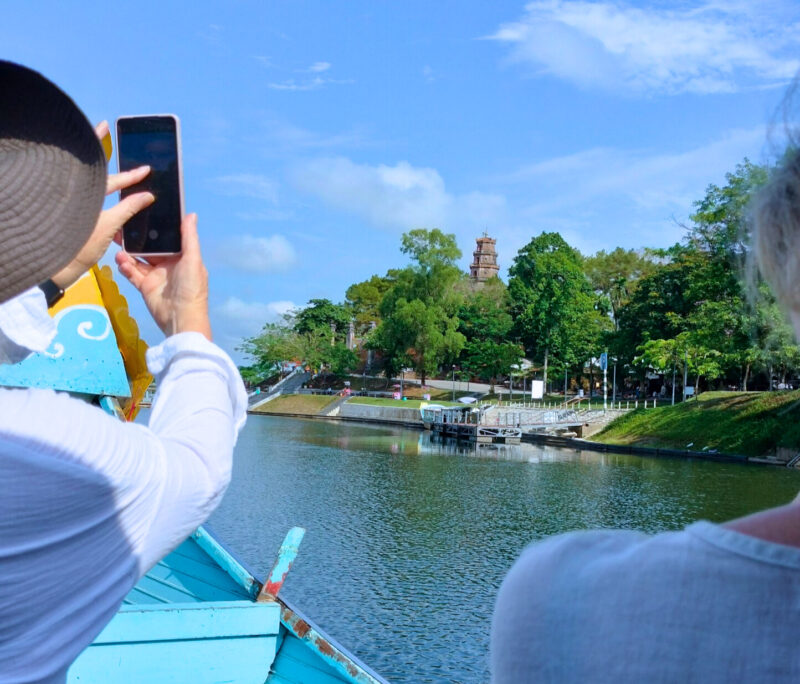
top-left (212, 297), bottom-right (296, 361)
top-left (488, 1), bottom-right (800, 95)
top-left (235, 208), bottom-right (294, 222)
top-left (291, 157), bottom-right (506, 232)
top-left (213, 174), bottom-right (279, 202)
top-left (508, 126), bottom-right (766, 209)
top-left (268, 72), bottom-right (353, 91)
top-left (214, 297), bottom-right (295, 327)
top-left (260, 118), bottom-right (367, 150)
top-left (496, 125), bottom-right (769, 252)
top-left (216, 234), bottom-right (297, 273)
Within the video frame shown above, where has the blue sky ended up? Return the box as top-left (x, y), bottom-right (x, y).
top-left (3, 1), bottom-right (800, 360)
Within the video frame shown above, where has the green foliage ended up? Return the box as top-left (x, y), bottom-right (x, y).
top-left (238, 360), bottom-right (277, 386)
top-left (611, 158), bottom-right (800, 391)
top-left (688, 159), bottom-right (768, 261)
top-left (328, 343), bottom-right (360, 376)
top-left (294, 298), bottom-right (350, 337)
top-left (596, 390), bottom-right (800, 457)
top-left (374, 229), bottom-right (466, 383)
top-left (237, 156), bottom-right (800, 396)
top-left (508, 232), bottom-right (605, 382)
top-left (238, 299), bottom-right (359, 375)
top-left (583, 247), bottom-right (657, 328)
top-left (457, 279), bottom-right (522, 391)
top-left (345, 273), bottom-right (395, 333)
top-left (238, 320), bottom-right (298, 370)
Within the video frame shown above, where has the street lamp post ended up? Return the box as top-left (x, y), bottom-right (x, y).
top-left (612, 360), bottom-right (617, 405)
top-left (452, 365), bottom-right (456, 401)
top-left (671, 360), bottom-right (676, 406)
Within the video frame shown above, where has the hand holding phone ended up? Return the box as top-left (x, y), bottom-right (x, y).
top-left (116, 115), bottom-right (184, 256)
top-left (115, 213), bottom-right (212, 341)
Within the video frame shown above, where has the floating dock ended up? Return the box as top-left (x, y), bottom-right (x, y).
top-left (420, 405), bottom-right (522, 444)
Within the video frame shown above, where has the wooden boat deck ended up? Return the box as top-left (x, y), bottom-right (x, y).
top-left (122, 535), bottom-right (251, 606)
top-left (69, 528), bottom-right (388, 684)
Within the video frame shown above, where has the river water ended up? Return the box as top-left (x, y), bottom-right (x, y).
top-left (207, 415), bottom-right (800, 683)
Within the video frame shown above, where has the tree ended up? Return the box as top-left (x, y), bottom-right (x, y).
top-left (328, 344), bottom-right (360, 377)
top-left (583, 247), bottom-right (657, 329)
top-left (238, 319), bottom-right (298, 372)
top-left (373, 229), bottom-right (466, 384)
top-left (508, 232), bottom-right (599, 386)
top-left (457, 278), bottom-right (522, 392)
top-left (294, 298), bottom-right (350, 339)
top-left (345, 273), bottom-right (396, 334)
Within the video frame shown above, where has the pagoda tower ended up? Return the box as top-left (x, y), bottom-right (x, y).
top-left (469, 233), bottom-right (499, 283)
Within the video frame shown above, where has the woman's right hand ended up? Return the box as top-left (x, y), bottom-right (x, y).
top-left (115, 213), bottom-right (212, 341)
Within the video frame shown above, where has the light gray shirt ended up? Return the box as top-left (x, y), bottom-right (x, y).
top-left (491, 522), bottom-right (800, 683)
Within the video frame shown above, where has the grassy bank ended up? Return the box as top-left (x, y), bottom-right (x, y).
top-left (595, 391), bottom-right (800, 457)
top-left (347, 397), bottom-right (461, 409)
top-left (251, 394), bottom-right (338, 416)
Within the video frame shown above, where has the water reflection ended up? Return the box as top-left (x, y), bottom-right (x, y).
top-left (208, 415), bottom-right (800, 684)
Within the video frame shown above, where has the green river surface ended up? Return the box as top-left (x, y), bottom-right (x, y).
top-left (207, 415), bottom-right (800, 683)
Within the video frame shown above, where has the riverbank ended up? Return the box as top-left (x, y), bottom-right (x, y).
top-left (248, 391), bottom-right (800, 465)
top-left (594, 391), bottom-right (800, 460)
top-left (251, 394), bottom-right (339, 416)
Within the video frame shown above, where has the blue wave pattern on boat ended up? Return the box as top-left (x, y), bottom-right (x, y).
top-left (0, 304), bottom-right (130, 397)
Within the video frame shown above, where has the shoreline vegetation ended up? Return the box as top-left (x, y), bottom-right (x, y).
top-left (250, 391), bottom-right (800, 461)
top-left (595, 391), bottom-right (800, 458)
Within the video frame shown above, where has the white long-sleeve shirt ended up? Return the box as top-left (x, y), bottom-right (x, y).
top-left (0, 288), bottom-right (247, 683)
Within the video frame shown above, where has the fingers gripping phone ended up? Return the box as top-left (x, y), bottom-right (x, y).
top-left (116, 115), bottom-right (184, 255)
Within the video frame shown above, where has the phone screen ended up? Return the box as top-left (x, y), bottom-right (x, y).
top-left (117, 116), bottom-right (182, 254)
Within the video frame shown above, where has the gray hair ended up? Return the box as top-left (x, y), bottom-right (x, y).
top-left (752, 149), bottom-right (800, 312)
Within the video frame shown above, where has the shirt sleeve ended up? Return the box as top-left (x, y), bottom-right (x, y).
top-left (132, 331), bottom-right (248, 571)
top-left (0, 332), bottom-right (248, 577)
top-left (0, 286), bottom-right (56, 364)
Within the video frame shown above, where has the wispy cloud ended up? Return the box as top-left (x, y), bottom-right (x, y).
top-left (213, 174), bottom-right (279, 203)
top-left (235, 209), bottom-right (295, 222)
top-left (198, 23), bottom-right (224, 46)
top-left (290, 157), bottom-right (506, 232)
top-left (259, 118), bottom-right (367, 150)
top-left (268, 75), bottom-right (354, 91)
top-left (212, 297), bottom-right (297, 360)
top-left (214, 297), bottom-right (295, 327)
top-left (496, 125), bottom-right (769, 253)
top-left (488, 1), bottom-right (800, 95)
top-left (216, 234), bottom-right (297, 273)
top-left (308, 61), bottom-right (331, 73)
top-left (267, 62), bottom-right (352, 91)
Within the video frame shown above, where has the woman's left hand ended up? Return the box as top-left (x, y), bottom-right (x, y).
top-left (51, 121), bottom-right (154, 289)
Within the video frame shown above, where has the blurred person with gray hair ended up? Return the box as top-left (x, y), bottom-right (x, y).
top-left (492, 128), bottom-right (800, 683)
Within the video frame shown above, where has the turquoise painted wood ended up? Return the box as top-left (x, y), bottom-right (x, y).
top-left (68, 528), bottom-right (388, 684)
top-left (70, 602), bottom-right (279, 683)
top-left (0, 303), bottom-right (129, 396)
top-left (269, 629), bottom-right (355, 684)
top-left (258, 526), bottom-right (305, 601)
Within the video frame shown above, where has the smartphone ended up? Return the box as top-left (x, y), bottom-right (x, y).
top-left (116, 114), bottom-right (184, 255)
